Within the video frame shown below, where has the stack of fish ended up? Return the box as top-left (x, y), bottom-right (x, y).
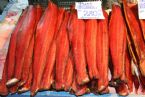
top-left (0, 0), bottom-right (145, 96)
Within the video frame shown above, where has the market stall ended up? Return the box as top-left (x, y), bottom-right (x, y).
top-left (0, 0), bottom-right (145, 97)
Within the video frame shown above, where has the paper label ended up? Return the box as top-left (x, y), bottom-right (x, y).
top-left (75, 1), bottom-right (104, 19)
top-left (138, 0), bottom-right (145, 19)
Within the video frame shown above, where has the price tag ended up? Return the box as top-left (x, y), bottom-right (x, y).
top-left (138, 0), bottom-right (145, 19)
top-left (75, 1), bottom-right (104, 19)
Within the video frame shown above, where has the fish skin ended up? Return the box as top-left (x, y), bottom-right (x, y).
top-left (97, 10), bottom-right (109, 92)
top-left (71, 72), bottom-right (90, 96)
top-left (24, 63), bottom-right (32, 92)
top-left (31, 2), bottom-right (58, 96)
top-left (88, 79), bottom-right (97, 93)
top-left (133, 75), bottom-right (140, 93)
top-left (35, 4), bottom-right (43, 24)
top-left (109, 4), bottom-right (127, 79)
top-left (14, 6), bottom-right (36, 81)
top-left (6, 9), bottom-right (28, 84)
top-left (99, 87), bottom-right (109, 94)
top-left (128, 4), bottom-right (145, 42)
top-left (128, 5), bottom-right (145, 93)
top-left (139, 74), bottom-right (145, 94)
top-left (8, 83), bottom-right (18, 94)
top-left (40, 9), bottom-right (65, 90)
top-left (129, 5), bottom-right (145, 77)
top-left (54, 8), bottom-right (65, 39)
top-left (40, 41), bottom-right (56, 90)
top-left (116, 82), bottom-right (129, 96)
top-left (0, 58), bottom-right (8, 96)
top-left (125, 4), bottom-right (139, 65)
top-left (125, 52), bottom-right (133, 93)
top-left (85, 19), bottom-right (99, 80)
top-left (140, 20), bottom-right (145, 41)
top-left (64, 52), bottom-right (74, 91)
top-left (8, 6), bottom-right (37, 93)
top-left (68, 10), bottom-right (89, 85)
top-left (19, 5), bottom-right (42, 87)
top-left (55, 11), bottom-right (70, 90)
top-left (123, 0), bottom-right (145, 76)
top-left (18, 63), bottom-right (33, 93)
top-left (19, 36), bottom-right (34, 87)
top-left (0, 9), bottom-right (28, 95)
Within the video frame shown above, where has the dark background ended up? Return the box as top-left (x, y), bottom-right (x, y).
top-left (0, 0), bottom-right (108, 14)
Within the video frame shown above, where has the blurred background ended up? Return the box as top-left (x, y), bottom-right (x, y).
top-left (0, 0), bottom-right (8, 14)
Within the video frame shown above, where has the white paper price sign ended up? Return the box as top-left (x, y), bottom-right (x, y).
top-left (138, 0), bottom-right (145, 19)
top-left (75, 1), bottom-right (104, 19)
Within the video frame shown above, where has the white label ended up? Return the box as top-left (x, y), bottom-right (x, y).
top-left (75, 1), bottom-right (104, 19)
top-left (138, 0), bottom-right (145, 19)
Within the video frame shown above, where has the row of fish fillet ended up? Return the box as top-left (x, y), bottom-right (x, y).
top-left (0, 0), bottom-right (145, 96)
